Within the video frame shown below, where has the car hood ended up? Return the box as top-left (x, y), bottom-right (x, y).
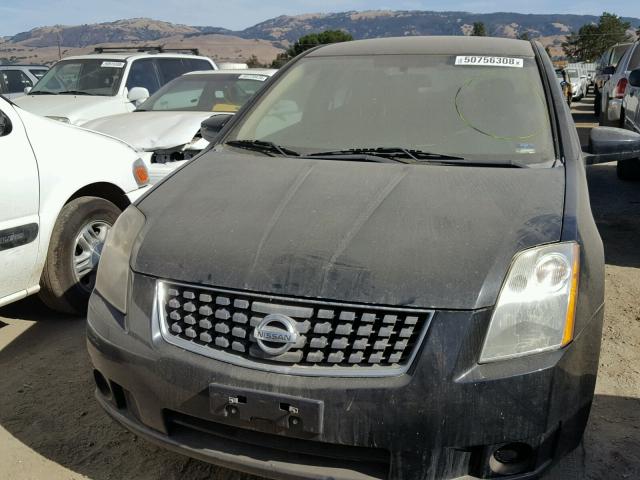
top-left (134, 152), bottom-right (565, 310)
top-left (83, 111), bottom-right (218, 150)
top-left (13, 94), bottom-right (123, 125)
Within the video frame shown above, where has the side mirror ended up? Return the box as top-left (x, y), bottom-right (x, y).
top-left (201, 114), bottom-right (233, 143)
top-left (584, 127), bottom-right (640, 165)
top-left (24, 86), bottom-right (32, 94)
top-left (602, 66), bottom-right (616, 75)
top-left (629, 69), bottom-right (640, 88)
top-left (127, 87), bottom-right (150, 105)
top-left (0, 111), bottom-right (12, 137)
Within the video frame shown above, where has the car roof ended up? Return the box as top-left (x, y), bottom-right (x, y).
top-left (307, 36), bottom-right (535, 57)
top-left (61, 52), bottom-right (212, 61)
top-left (0, 64), bottom-right (48, 68)
top-left (184, 69), bottom-right (277, 76)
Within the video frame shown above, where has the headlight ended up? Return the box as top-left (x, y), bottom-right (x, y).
top-left (132, 158), bottom-right (149, 186)
top-left (480, 242), bottom-right (580, 363)
top-left (46, 116), bottom-right (70, 123)
top-left (95, 206), bottom-right (145, 314)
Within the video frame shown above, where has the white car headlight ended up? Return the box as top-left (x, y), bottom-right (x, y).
top-left (95, 206), bottom-right (145, 314)
top-left (480, 242), bottom-right (580, 363)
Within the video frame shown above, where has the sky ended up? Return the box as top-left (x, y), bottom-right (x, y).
top-left (1, 0), bottom-right (638, 37)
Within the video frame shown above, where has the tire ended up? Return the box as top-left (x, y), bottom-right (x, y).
top-left (617, 158), bottom-right (640, 181)
top-left (39, 196), bottom-right (121, 315)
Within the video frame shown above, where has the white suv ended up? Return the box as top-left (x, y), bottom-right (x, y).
top-left (0, 95), bottom-right (149, 313)
top-left (13, 48), bottom-right (216, 125)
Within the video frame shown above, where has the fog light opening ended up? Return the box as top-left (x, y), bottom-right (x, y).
top-left (489, 442), bottom-right (533, 476)
top-left (93, 370), bottom-right (112, 400)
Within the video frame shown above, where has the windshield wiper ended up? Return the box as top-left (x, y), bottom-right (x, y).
top-left (57, 90), bottom-right (96, 96)
top-left (226, 140), bottom-right (300, 157)
top-left (309, 148), bottom-right (523, 167)
top-left (28, 91), bottom-right (58, 95)
top-left (308, 147), bottom-right (464, 164)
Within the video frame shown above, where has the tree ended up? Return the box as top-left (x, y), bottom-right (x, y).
top-left (471, 22), bottom-right (487, 37)
top-left (286, 30), bottom-right (353, 57)
top-left (270, 52), bottom-right (290, 69)
top-left (518, 31), bottom-right (531, 41)
top-left (270, 30), bottom-right (353, 68)
top-left (246, 55), bottom-right (264, 68)
top-left (562, 12), bottom-right (632, 61)
top-left (563, 24), bottom-right (601, 61)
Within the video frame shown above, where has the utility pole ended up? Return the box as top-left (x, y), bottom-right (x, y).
top-left (57, 33), bottom-right (62, 60)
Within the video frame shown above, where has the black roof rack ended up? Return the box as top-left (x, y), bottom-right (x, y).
top-left (93, 46), bottom-right (200, 55)
top-left (0, 64), bottom-right (49, 68)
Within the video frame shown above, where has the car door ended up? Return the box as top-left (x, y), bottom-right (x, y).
top-left (125, 58), bottom-right (161, 108)
top-left (0, 99), bottom-right (40, 303)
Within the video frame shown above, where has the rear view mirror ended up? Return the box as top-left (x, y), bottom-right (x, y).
top-left (127, 87), bottom-right (150, 105)
top-left (629, 69), bottom-right (640, 88)
top-left (0, 111), bottom-right (12, 137)
top-left (201, 114), bottom-right (233, 143)
top-left (602, 66), bottom-right (616, 75)
top-left (584, 127), bottom-right (640, 165)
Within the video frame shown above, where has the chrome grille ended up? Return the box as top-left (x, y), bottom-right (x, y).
top-left (156, 280), bottom-right (433, 377)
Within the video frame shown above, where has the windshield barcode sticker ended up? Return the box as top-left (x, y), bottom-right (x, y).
top-left (455, 56), bottom-right (524, 68)
top-left (101, 61), bottom-right (125, 68)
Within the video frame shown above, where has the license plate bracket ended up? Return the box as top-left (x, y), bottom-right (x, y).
top-left (209, 383), bottom-right (324, 436)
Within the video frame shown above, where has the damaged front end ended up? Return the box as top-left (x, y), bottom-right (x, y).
top-left (147, 135), bottom-right (209, 184)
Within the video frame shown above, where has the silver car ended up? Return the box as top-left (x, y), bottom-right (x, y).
top-left (618, 67), bottom-right (640, 180)
top-left (594, 43), bottom-right (631, 116)
top-left (602, 41), bottom-right (640, 127)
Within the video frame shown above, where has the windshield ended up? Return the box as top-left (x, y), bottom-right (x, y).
top-left (611, 45), bottom-right (631, 67)
top-left (227, 55), bottom-right (555, 165)
top-left (30, 59), bottom-right (126, 96)
top-left (137, 73), bottom-right (270, 112)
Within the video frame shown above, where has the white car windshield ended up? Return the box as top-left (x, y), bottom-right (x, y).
top-left (29, 59), bottom-right (126, 96)
top-left (136, 73), bottom-right (270, 112)
top-left (228, 54), bottom-right (555, 165)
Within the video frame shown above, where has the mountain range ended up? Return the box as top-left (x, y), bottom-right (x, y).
top-left (1, 11), bottom-right (639, 65)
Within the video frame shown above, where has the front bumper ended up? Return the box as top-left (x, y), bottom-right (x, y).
top-left (87, 273), bottom-right (603, 480)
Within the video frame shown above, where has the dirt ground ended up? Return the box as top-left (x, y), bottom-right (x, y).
top-left (0, 95), bottom-right (638, 480)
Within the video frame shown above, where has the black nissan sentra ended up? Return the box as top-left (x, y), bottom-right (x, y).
top-left (88, 37), bottom-right (640, 480)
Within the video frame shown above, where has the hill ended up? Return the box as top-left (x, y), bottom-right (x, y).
top-left (237, 11), bottom-right (640, 43)
top-left (2, 11), bottom-right (639, 65)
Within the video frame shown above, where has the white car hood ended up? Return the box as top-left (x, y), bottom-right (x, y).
top-left (82, 110), bottom-right (221, 150)
top-left (13, 94), bottom-right (126, 125)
